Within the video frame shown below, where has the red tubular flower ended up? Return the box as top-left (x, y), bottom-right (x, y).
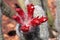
top-left (20, 25), bottom-right (30, 32)
top-left (20, 16), bottom-right (48, 32)
top-left (12, 15), bottom-right (22, 24)
top-left (12, 4), bottom-right (48, 32)
top-left (39, 16), bottom-right (48, 23)
top-left (27, 4), bottom-right (35, 19)
top-left (30, 16), bottom-right (48, 27)
top-left (30, 17), bottom-right (40, 26)
top-left (15, 8), bottom-right (25, 20)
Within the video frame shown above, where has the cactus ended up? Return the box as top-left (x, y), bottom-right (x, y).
top-left (29, 0), bottom-right (49, 40)
top-left (55, 0), bottom-right (60, 40)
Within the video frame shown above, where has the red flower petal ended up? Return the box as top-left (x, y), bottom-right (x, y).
top-left (21, 25), bottom-right (30, 32)
top-left (12, 15), bottom-right (22, 24)
top-left (27, 4), bottom-right (35, 19)
top-left (15, 8), bottom-right (25, 20)
top-left (30, 17), bottom-right (40, 26)
top-left (39, 16), bottom-right (48, 23)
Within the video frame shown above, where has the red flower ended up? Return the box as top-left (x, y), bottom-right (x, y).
top-left (12, 4), bottom-right (48, 32)
top-left (30, 16), bottom-right (48, 26)
top-left (27, 4), bottom-right (35, 19)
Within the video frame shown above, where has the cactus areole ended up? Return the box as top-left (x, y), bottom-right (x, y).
top-left (12, 4), bottom-right (48, 32)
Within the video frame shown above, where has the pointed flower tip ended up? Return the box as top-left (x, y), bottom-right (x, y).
top-left (39, 16), bottom-right (48, 23)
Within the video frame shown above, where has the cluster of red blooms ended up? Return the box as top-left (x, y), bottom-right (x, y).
top-left (12, 4), bottom-right (48, 32)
